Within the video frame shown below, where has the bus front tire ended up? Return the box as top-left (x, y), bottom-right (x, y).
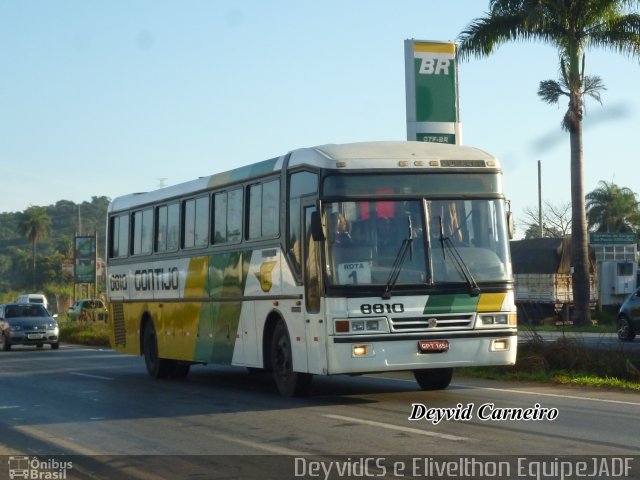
top-left (270, 320), bottom-right (312, 397)
top-left (143, 322), bottom-right (172, 379)
top-left (413, 368), bottom-right (454, 391)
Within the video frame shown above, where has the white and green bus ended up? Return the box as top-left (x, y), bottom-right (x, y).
top-left (107, 141), bottom-right (517, 396)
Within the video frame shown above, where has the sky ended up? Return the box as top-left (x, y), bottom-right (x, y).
top-left (1, 1), bottom-right (638, 238)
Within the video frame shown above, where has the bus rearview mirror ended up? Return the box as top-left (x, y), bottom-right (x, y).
top-left (311, 211), bottom-right (325, 241)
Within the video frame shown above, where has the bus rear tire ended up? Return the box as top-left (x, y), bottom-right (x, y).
top-left (270, 320), bottom-right (312, 397)
top-left (143, 322), bottom-right (172, 379)
top-left (413, 368), bottom-right (453, 390)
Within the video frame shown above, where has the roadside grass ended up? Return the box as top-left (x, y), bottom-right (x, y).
top-left (518, 308), bottom-right (618, 333)
top-left (460, 335), bottom-right (640, 391)
top-left (59, 319), bottom-right (110, 347)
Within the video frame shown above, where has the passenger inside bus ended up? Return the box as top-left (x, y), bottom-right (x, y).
top-left (330, 212), bottom-right (352, 245)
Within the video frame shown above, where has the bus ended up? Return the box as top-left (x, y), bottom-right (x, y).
top-left (106, 141), bottom-right (517, 396)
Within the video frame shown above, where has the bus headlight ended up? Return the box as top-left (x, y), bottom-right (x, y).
top-left (477, 313), bottom-right (517, 328)
top-left (334, 318), bottom-right (389, 334)
top-left (352, 320), bottom-right (365, 332)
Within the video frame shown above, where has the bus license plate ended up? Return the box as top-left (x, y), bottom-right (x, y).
top-left (418, 340), bottom-right (449, 353)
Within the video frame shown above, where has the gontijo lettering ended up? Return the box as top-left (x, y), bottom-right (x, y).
top-left (134, 267), bottom-right (179, 291)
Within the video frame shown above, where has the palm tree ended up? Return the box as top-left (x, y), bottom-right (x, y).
top-left (457, 0), bottom-right (640, 325)
top-left (586, 180), bottom-right (640, 232)
top-left (18, 206), bottom-right (52, 289)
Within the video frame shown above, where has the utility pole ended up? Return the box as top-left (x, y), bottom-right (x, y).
top-left (538, 160), bottom-right (543, 238)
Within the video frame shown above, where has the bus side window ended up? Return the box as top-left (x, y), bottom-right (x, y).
top-left (304, 206), bottom-right (320, 312)
top-left (109, 213), bottom-right (129, 258)
top-left (289, 197), bottom-right (302, 273)
top-left (288, 171), bottom-right (318, 279)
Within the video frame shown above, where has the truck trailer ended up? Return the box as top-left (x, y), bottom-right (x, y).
top-left (510, 237), bottom-right (598, 324)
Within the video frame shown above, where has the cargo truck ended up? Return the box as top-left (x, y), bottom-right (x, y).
top-left (510, 237), bottom-right (597, 324)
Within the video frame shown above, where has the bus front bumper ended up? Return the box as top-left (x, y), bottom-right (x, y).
top-left (327, 330), bottom-right (517, 374)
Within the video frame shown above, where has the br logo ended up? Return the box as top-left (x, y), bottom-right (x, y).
top-left (419, 58), bottom-right (451, 75)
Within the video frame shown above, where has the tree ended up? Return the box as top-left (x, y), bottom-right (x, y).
top-left (457, 0), bottom-right (640, 325)
top-left (586, 180), bottom-right (640, 232)
top-left (18, 206), bottom-right (52, 289)
top-left (522, 200), bottom-right (572, 239)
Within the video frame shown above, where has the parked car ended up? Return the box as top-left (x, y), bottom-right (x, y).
top-left (67, 299), bottom-right (108, 322)
top-left (0, 303), bottom-right (60, 351)
top-left (617, 286), bottom-right (640, 341)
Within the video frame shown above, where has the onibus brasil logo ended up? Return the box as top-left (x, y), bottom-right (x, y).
top-left (7, 456), bottom-right (72, 479)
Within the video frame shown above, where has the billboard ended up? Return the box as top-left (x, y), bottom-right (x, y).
top-left (404, 40), bottom-right (461, 144)
top-left (74, 235), bottom-right (97, 283)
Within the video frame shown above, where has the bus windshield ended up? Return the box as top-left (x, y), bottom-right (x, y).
top-left (324, 199), bottom-right (511, 287)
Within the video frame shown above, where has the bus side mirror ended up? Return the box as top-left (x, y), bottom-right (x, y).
top-left (506, 212), bottom-right (515, 240)
top-left (311, 211), bottom-right (325, 241)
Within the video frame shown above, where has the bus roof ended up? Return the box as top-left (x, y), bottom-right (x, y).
top-left (301, 141), bottom-right (495, 165)
top-left (109, 141), bottom-right (499, 213)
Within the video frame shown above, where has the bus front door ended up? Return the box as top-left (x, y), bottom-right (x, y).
top-left (303, 203), bottom-right (327, 374)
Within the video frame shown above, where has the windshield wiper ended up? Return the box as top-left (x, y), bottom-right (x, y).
top-left (438, 216), bottom-right (481, 296)
top-left (382, 215), bottom-right (414, 300)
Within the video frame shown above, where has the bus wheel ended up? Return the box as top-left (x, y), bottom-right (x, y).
top-left (413, 368), bottom-right (453, 391)
top-left (143, 322), bottom-right (172, 379)
top-left (270, 320), bottom-right (312, 397)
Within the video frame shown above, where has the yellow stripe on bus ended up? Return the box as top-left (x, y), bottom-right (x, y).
top-left (477, 293), bottom-right (507, 312)
top-left (184, 256), bottom-right (209, 296)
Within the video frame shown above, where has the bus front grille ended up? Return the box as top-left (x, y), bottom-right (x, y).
top-left (389, 314), bottom-right (474, 332)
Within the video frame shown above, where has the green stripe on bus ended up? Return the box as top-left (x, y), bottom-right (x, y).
top-left (424, 294), bottom-right (479, 314)
top-left (194, 250), bottom-right (253, 364)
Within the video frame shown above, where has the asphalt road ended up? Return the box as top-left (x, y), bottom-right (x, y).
top-left (1, 344), bottom-right (639, 479)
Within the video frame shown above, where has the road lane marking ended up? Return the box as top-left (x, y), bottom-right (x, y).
top-left (322, 414), bottom-right (467, 441)
top-left (372, 376), bottom-right (640, 407)
top-left (0, 406), bottom-right (20, 410)
top-left (14, 425), bottom-right (103, 456)
top-left (211, 432), bottom-right (310, 455)
top-left (454, 384), bottom-right (640, 407)
top-left (69, 372), bottom-right (114, 381)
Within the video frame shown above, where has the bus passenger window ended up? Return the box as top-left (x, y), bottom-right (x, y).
top-left (183, 196), bottom-right (209, 248)
top-left (213, 192), bottom-right (228, 244)
top-left (109, 213), bottom-right (129, 258)
top-left (156, 204), bottom-right (179, 253)
top-left (227, 188), bottom-right (242, 243)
